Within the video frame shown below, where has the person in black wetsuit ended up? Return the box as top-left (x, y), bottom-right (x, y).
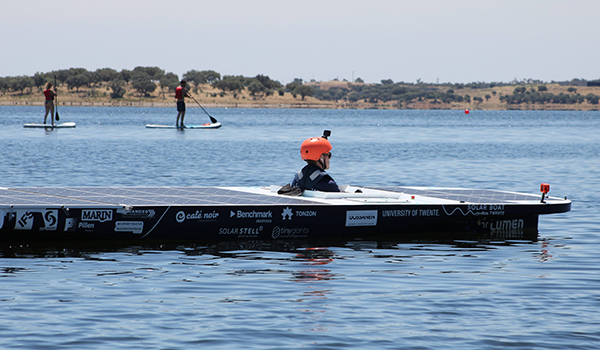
top-left (291, 130), bottom-right (340, 192)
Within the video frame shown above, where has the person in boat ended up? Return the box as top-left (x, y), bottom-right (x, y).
top-left (291, 131), bottom-right (340, 192)
top-left (175, 80), bottom-right (190, 128)
top-left (43, 82), bottom-right (57, 125)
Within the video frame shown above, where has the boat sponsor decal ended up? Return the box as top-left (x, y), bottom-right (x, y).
top-left (78, 222), bottom-right (95, 229)
top-left (282, 207), bottom-right (293, 220)
top-left (13, 209), bottom-right (58, 231)
top-left (345, 210), bottom-right (378, 227)
top-left (230, 209), bottom-right (272, 223)
top-left (295, 210), bottom-right (317, 217)
top-left (442, 204), bottom-right (505, 217)
top-left (480, 218), bottom-right (525, 232)
top-left (491, 218), bottom-right (524, 232)
top-left (271, 226), bottom-right (310, 239)
top-left (478, 218), bottom-right (525, 237)
top-left (219, 226), bottom-right (263, 237)
top-left (121, 209), bottom-right (156, 219)
top-left (382, 209), bottom-right (440, 217)
top-left (115, 221), bottom-right (144, 234)
top-left (81, 209), bottom-right (113, 223)
top-left (281, 207), bottom-right (317, 221)
top-left (176, 210), bottom-right (220, 223)
top-left (64, 218), bottom-right (77, 232)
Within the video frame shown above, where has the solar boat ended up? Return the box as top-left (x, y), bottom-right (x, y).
top-left (0, 184), bottom-right (570, 243)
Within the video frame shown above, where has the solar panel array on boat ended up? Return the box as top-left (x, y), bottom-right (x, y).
top-left (0, 187), bottom-right (316, 206)
top-left (370, 186), bottom-right (541, 203)
top-left (0, 186), bottom-right (544, 207)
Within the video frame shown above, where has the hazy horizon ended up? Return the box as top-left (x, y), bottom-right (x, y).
top-left (2, 0), bottom-right (599, 84)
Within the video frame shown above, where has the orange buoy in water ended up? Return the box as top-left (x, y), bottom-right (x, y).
top-left (465, 109), bottom-right (470, 114)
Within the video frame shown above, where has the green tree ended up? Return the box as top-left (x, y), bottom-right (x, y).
top-left (254, 74), bottom-right (282, 89)
top-left (247, 79), bottom-right (266, 98)
top-left (183, 70), bottom-right (221, 86)
top-left (392, 86), bottom-right (408, 95)
top-left (183, 70), bottom-right (204, 86)
top-left (67, 68), bottom-right (91, 83)
top-left (33, 72), bottom-right (47, 90)
top-left (109, 80), bottom-right (127, 99)
top-left (285, 78), bottom-right (303, 92)
top-left (92, 68), bottom-right (119, 86)
top-left (285, 78), bottom-right (303, 91)
top-left (201, 70), bottom-right (221, 84)
top-left (119, 69), bottom-right (133, 83)
top-left (11, 76), bottom-right (35, 94)
top-left (185, 70), bottom-right (221, 85)
top-left (347, 92), bottom-right (360, 102)
top-left (54, 69), bottom-right (71, 85)
top-left (66, 74), bottom-right (90, 92)
top-left (212, 76), bottom-right (243, 92)
top-left (0, 77), bottom-right (9, 95)
top-left (586, 93), bottom-right (599, 104)
top-left (294, 85), bottom-right (314, 100)
top-left (131, 72), bottom-right (156, 96)
top-left (160, 72), bottom-right (180, 95)
top-left (133, 66), bottom-right (165, 81)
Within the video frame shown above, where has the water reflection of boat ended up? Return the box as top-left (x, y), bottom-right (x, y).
top-left (0, 184), bottom-right (570, 244)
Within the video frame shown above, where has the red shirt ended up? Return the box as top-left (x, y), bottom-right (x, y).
top-left (44, 89), bottom-right (54, 101)
top-left (175, 86), bottom-right (184, 99)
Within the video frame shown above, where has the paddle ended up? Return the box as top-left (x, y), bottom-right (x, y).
top-left (54, 75), bottom-right (60, 121)
top-left (188, 95), bottom-right (217, 124)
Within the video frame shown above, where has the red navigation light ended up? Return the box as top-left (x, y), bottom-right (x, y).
top-left (540, 183), bottom-right (550, 194)
top-left (540, 183), bottom-right (550, 203)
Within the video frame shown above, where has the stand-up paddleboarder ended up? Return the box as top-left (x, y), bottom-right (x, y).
top-left (43, 82), bottom-right (57, 126)
top-left (175, 80), bottom-right (190, 128)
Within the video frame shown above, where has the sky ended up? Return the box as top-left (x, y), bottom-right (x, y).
top-left (1, 0), bottom-right (599, 84)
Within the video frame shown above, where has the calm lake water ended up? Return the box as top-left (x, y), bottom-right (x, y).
top-left (0, 106), bottom-right (599, 349)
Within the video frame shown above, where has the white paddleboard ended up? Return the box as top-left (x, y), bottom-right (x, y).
top-left (24, 122), bottom-right (77, 129)
top-left (146, 122), bottom-right (222, 129)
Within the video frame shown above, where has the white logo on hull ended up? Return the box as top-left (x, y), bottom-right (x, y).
top-left (345, 210), bottom-right (378, 227)
top-left (81, 210), bottom-right (113, 222)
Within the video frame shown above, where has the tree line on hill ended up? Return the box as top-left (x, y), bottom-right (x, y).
top-left (311, 80), bottom-right (599, 106)
top-left (0, 67), bottom-right (598, 106)
top-left (0, 67), bottom-right (301, 100)
top-left (500, 86), bottom-right (599, 105)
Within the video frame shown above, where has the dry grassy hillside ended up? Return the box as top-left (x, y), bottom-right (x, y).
top-left (1, 81), bottom-right (599, 111)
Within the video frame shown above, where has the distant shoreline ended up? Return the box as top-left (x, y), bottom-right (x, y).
top-left (2, 100), bottom-right (598, 111)
top-left (2, 81), bottom-right (599, 111)
top-left (0, 100), bottom-right (333, 109)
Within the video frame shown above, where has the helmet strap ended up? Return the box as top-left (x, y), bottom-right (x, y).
top-left (317, 155), bottom-right (327, 170)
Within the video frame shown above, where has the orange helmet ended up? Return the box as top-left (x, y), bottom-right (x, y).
top-left (301, 136), bottom-right (332, 161)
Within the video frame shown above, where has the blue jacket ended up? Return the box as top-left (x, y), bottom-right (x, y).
top-left (292, 163), bottom-right (340, 192)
